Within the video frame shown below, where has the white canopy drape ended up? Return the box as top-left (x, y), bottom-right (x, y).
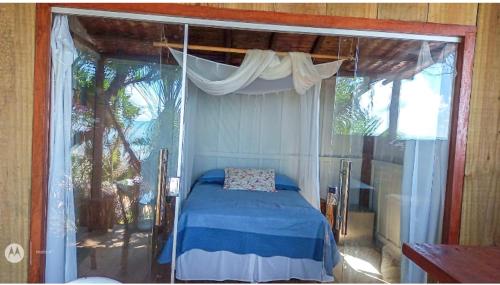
top-left (170, 48), bottom-right (343, 96)
top-left (170, 48), bottom-right (343, 208)
top-left (45, 15), bottom-right (78, 283)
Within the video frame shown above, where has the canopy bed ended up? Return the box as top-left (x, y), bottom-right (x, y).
top-left (30, 3), bottom-right (476, 284)
top-left (158, 175), bottom-right (339, 282)
top-left (152, 45), bottom-right (344, 281)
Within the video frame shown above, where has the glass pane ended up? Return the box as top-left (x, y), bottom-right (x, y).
top-left (69, 15), bottom-right (185, 283)
top-left (326, 36), bottom-right (457, 283)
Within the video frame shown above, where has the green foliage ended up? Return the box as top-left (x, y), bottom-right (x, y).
top-left (102, 138), bottom-right (129, 183)
top-left (71, 50), bottom-right (159, 195)
top-left (130, 65), bottom-right (182, 174)
top-left (72, 146), bottom-right (92, 198)
top-left (73, 50), bottom-right (97, 89)
top-left (71, 47), bottom-right (183, 219)
top-left (110, 88), bottom-right (141, 126)
top-left (333, 77), bottom-right (382, 136)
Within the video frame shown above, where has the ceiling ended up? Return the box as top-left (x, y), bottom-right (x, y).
top-left (71, 15), bottom-right (455, 83)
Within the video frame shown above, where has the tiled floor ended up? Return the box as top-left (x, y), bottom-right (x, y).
top-left (76, 225), bottom-right (400, 283)
top-left (334, 244), bottom-right (400, 283)
top-left (76, 225), bottom-right (171, 283)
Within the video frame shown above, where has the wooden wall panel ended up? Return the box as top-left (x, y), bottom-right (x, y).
top-left (0, 3), bottom-right (35, 282)
top-left (460, 4), bottom-right (500, 246)
top-left (428, 4), bottom-right (478, 25)
top-left (205, 3), bottom-right (379, 18)
top-left (377, 3), bottom-right (429, 22)
top-left (273, 3), bottom-right (326, 15)
top-left (497, 105), bottom-right (500, 246)
top-left (326, 4), bottom-right (377, 18)
top-left (198, 3), bottom-right (274, 12)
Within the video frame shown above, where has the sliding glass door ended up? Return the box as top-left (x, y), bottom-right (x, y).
top-left (46, 9), bottom-right (464, 284)
top-left (327, 36), bottom-right (457, 283)
top-left (68, 15), bottom-right (186, 283)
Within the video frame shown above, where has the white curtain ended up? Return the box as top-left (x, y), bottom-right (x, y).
top-left (400, 140), bottom-right (448, 283)
top-left (170, 49), bottom-right (343, 208)
top-left (45, 15), bottom-right (78, 283)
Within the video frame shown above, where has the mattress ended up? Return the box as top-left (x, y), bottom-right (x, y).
top-left (158, 182), bottom-right (340, 282)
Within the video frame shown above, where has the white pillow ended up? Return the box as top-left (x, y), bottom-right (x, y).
top-left (223, 168), bottom-right (276, 192)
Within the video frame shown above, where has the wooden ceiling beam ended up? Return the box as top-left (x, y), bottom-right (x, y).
top-left (310, 35), bottom-right (326, 63)
top-left (85, 30), bottom-right (427, 79)
top-left (268, 32), bottom-right (276, 50)
top-left (378, 58), bottom-right (434, 84)
top-left (72, 33), bottom-right (99, 55)
top-left (224, 29), bottom-right (232, 64)
top-left (310, 35), bottom-right (325, 54)
top-left (370, 41), bottom-right (427, 75)
top-left (373, 43), bottom-right (452, 84)
top-left (89, 34), bottom-right (159, 49)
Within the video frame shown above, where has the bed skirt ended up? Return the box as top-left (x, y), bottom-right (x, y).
top-left (175, 249), bottom-right (334, 282)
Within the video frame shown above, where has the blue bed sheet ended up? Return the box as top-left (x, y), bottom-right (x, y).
top-left (158, 182), bottom-right (340, 272)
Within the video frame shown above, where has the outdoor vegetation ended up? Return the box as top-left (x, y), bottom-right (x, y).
top-left (71, 48), bottom-right (182, 229)
top-left (333, 76), bottom-right (383, 136)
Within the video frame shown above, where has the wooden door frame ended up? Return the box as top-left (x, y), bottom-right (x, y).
top-left (29, 3), bottom-right (476, 283)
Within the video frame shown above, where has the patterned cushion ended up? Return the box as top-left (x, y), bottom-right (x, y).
top-left (223, 168), bottom-right (276, 192)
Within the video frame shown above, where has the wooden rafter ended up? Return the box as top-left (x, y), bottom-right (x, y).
top-left (310, 35), bottom-right (326, 63)
top-left (310, 35), bottom-right (325, 54)
top-left (267, 32), bottom-right (276, 50)
top-left (224, 29), bottom-right (232, 64)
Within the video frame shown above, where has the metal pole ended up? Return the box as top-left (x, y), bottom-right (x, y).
top-left (170, 23), bottom-right (189, 284)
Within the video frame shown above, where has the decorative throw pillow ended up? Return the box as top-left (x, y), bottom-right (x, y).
top-left (223, 168), bottom-right (276, 192)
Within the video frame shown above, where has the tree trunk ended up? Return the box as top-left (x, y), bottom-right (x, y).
top-left (89, 59), bottom-right (134, 231)
top-left (107, 104), bottom-right (141, 173)
top-left (388, 79), bottom-right (401, 140)
top-left (90, 58), bottom-right (106, 200)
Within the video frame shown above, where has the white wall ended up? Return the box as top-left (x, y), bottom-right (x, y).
top-left (372, 160), bottom-right (402, 248)
top-left (188, 85), bottom-right (303, 184)
top-left (186, 76), bottom-right (404, 250)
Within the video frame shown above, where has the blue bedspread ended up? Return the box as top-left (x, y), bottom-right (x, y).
top-left (158, 183), bottom-right (340, 272)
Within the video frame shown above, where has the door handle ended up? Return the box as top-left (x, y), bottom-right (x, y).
top-left (152, 148), bottom-right (168, 268)
top-left (341, 159), bottom-right (352, 235)
top-left (155, 148), bottom-right (168, 227)
top-left (336, 159), bottom-right (352, 236)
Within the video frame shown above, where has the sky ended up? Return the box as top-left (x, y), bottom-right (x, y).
top-left (358, 60), bottom-right (453, 140)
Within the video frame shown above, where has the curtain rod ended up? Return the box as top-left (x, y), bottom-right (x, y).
top-left (153, 42), bottom-right (353, 61)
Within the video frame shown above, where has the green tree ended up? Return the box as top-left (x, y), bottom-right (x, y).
top-left (71, 48), bottom-right (165, 230)
top-left (333, 77), bottom-right (382, 136)
top-left (71, 47), bottom-right (183, 231)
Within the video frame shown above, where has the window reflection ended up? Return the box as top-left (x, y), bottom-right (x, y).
top-left (327, 38), bottom-right (457, 283)
top-left (70, 15), bottom-right (183, 282)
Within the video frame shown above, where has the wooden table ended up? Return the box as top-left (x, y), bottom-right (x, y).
top-left (402, 243), bottom-right (500, 283)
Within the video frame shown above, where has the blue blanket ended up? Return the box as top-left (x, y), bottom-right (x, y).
top-left (158, 183), bottom-right (340, 272)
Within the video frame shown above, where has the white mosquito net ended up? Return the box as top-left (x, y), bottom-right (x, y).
top-left (169, 48), bottom-right (343, 208)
